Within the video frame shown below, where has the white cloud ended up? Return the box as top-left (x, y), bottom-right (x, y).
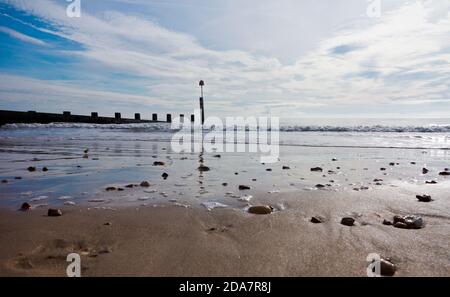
top-left (0, 25), bottom-right (48, 46)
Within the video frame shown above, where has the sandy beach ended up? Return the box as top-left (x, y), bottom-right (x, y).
top-left (0, 122), bottom-right (449, 277)
top-left (1, 187), bottom-right (449, 277)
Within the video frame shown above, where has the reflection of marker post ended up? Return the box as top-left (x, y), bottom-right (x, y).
top-left (199, 80), bottom-right (205, 125)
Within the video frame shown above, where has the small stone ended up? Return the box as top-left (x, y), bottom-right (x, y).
top-left (416, 194), bottom-right (432, 202)
top-left (315, 184), bottom-right (326, 189)
top-left (382, 219), bottom-right (392, 226)
top-left (282, 166), bottom-right (290, 170)
top-left (332, 158), bottom-right (338, 161)
top-left (222, 182), bottom-right (228, 186)
top-left (125, 184), bottom-right (134, 188)
top-left (248, 205), bottom-right (273, 215)
top-left (42, 167), bottom-right (48, 172)
top-left (380, 168), bottom-right (386, 171)
top-left (117, 188), bottom-right (124, 191)
top-left (27, 166), bottom-right (36, 172)
top-left (380, 258), bottom-right (396, 276)
top-left (239, 185), bottom-right (251, 190)
top-left (198, 165), bottom-right (210, 172)
top-left (422, 168), bottom-right (429, 174)
top-left (153, 161), bottom-right (165, 166)
top-left (310, 167), bottom-right (323, 172)
top-left (140, 181), bottom-right (150, 187)
top-left (1, 179), bottom-right (7, 183)
top-left (266, 168), bottom-right (272, 171)
top-left (439, 171), bottom-right (450, 176)
top-left (213, 154), bottom-right (221, 158)
top-left (389, 162), bottom-right (395, 166)
top-left (104, 222), bottom-right (112, 226)
top-left (373, 178), bottom-right (383, 182)
top-left (252, 178), bottom-right (257, 181)
top-left (84, 149), bottom-right (89, 154)
top-left (340, 217), bottom-right (355, 226)
top-left (234, 172), bottom-right (239, 175)
top-left (20, 202), bottom-right (31, 211)
top-left (410, 162), bottom-right (416, 165)
top-left (47, 208), bottom-right (62, 217)
top-left (310, 216), bottom-right (324, 223)
top-left (105, 186), bottom-right (116, 191)
top-left (425, 180), bottom-right (437, 184)
top-left (162, 172), bottom-right (169, 180)
top-left (14, 176), bottom-right (22, 180)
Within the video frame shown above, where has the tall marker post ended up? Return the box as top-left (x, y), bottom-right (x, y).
top-left (199, 80), bottom-right (205, 125)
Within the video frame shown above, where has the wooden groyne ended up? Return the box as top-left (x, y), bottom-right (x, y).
top-left (0, 110), bottom-right (193, 126)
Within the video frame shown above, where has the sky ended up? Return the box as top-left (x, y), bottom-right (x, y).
top-left (0, 0), bottom-right (449, 119)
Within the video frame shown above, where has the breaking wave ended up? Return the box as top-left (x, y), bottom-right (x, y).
top-left (2, 122), bottom-right (450, 133)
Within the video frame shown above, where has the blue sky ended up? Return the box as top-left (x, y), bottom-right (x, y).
top-left (0, 0), bottom-right (449, 118)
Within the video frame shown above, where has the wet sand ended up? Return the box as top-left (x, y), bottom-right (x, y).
top-left (1, 188), bottom-right (449, 277)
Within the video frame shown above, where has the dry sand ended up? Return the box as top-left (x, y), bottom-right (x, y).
top-left (1, 189), bottom-right (449, 277)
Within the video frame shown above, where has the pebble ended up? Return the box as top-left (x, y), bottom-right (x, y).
top-left (340, 217), bottom-right (355, 226)
top-left (380, 258), bottom-right (396, 276)
top-left (27, 166), bottom-right (36, 172)
top-left (222, 182), bottom-right (228, 186)
top-left (20, 202), bottom-right (31, 211)
top-left (393, 215), bottom-right (424, 229)
top-left (310, 167), bottom-right (323, 172)
top-left (422, 168), bottom-right (429, 174)
top-left (425, 180), bottom-right (437, 184)
top-left (282, 166), bottom-right (290, 170)
top-left (198, 165), bottom-right (210, 172)
top-left (42, 167), bottom-right (48, 172)
top-left (382, 219), bottom-right (393, 225)
top-left (238, 185), bottom-right (251, 190)
top-left (105, 186), bottom-right (116, 191)
top-left (162, 172), bottom-right (169, 180)
top-left (310, 216), bottom-right (324, 223)
top-left (416, 194), bottom-right (432, 202)
top-left (248, 205), bottom-right (273, 215)
top-left (47, 208), bottom-right (62, 217)
top-left (14, 176), bottom-right (22, 180)
top-left (315, 184), bottom-right (326, 189)
top-left (266, 168), bottom-right (272, 171)
top-left (140, 181), bottom-right (150, 187)
top-left (153, 161), bottom-right (165, 166)
top-left (439, 171), bottom-right (450, 176)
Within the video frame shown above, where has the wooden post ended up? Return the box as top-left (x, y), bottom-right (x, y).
top-left (166, 114), bottom-right (172, 123)
top-left (191, 114), bottom-right (195, 122)
top-left (63, 111), bottom-right (71, 117)
top-left (180, 114), bottom-right (184, 123)
top-left (134, 113), bottom-right (141, 120)
top-left (152, 113), bottom-right (157, 121)
top-left (115, 112), bottom-right (121, 119)
top-left (91, 112), bottom-right (98, 118)
top-left (199, 80), bottom-right (205, 125)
